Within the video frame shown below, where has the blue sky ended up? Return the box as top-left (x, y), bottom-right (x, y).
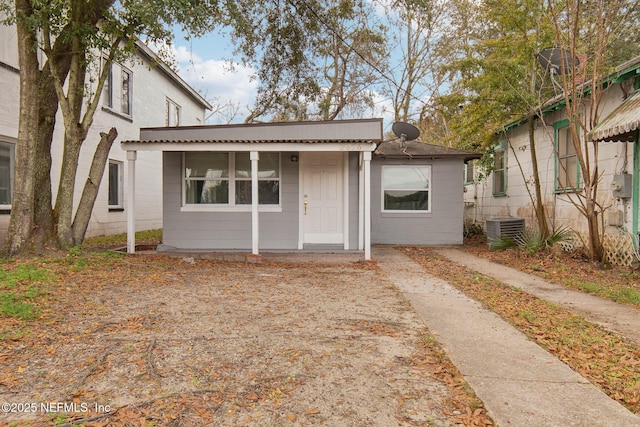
top-left (170, 29), bottom-right (259, 124)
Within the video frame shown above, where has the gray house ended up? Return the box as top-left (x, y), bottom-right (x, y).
top-left (121, 119), bottom-right (480, 259)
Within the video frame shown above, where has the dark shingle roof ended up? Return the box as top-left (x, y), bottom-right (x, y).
top-left (375, 140), bottom-right (482, 162)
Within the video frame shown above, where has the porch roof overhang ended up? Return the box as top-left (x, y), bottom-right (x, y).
top-left (121, 139), bottom-right (378, 152)
top-left (589, 90), bottom-right (640, 142)
top-left (121, 118), bottom-right (382, 152)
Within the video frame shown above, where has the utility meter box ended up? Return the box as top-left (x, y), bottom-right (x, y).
top-left (608, 210), bottom-right (624, 227)
top-left (611, 173), bottom-right (632, 199)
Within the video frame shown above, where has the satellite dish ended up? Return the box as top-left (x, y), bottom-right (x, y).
top-left (537, 47), bottom-right (580, 94)
top-left (537, 47), bottom-right (579, 75)
top-left (392, 122), bottom-right (420, 142)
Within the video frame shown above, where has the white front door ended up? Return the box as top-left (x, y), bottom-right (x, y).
top-left (301, 152), bottom-right (344, 244)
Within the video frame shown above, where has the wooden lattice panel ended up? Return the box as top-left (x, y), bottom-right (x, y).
top-left (560, 231), bottom-right (637, 267)
top-left (603, 232), bottom-right (635, 267)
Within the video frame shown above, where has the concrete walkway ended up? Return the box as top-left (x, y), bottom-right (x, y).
top-left (435, 248), bottom-right (640, 347)
top-left (373, 246), bottom-right (640, 427)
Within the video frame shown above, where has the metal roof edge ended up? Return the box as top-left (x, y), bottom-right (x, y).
top-left (134, 40), bottom-right (213, 110)
top-left (138, 118), bottom-right (384, 133)
top-left (498, 55), bottom-right (640, 135)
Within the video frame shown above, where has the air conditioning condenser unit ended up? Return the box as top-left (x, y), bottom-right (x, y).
top-left (486, 218), bottom-right (525, 247)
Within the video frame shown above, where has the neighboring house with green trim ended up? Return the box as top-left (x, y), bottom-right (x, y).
top-left (464, 56), bottom-right (640, 265)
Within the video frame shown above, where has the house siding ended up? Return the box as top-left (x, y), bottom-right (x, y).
top-left (161, 151), bottom-right (366, 251)
top-left (161, 151), bottom-right (300, 250)
top-left (371, 157), bottom-right (464, 245)
top-left (0, 22), bottom-right (20, 242)
top-left (348, 152), bottom-right (360, 248)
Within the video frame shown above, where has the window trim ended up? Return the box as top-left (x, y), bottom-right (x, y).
top-left (554, 119), bottom-right (581, 193)
top-left (165, 97), bottom-right (181, 127)
top-left (120, 67), bottom-right (132, 117)
top-left (492, 141), bottom-right (507, 197)
top-left (102, 60), bottom-right (133, 118)
top-left (104, 56), bottom-right (113, 109)
top-left (181, 152), bottom-right (282, 212)
top-left (464, 160), bottom-right (475, 185)
top-left (381, 165), bottom-right (432, 214)
top-left (108, 160), bottom-right (124, 210)
top-left (0, 139), bottom-right (15, 210)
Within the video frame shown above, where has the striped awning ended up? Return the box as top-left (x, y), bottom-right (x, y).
top-left (589, 90), bottom-right (640, 142)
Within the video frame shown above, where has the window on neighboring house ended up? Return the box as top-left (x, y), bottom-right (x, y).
top-left (555, 120), bottom-right (579, 191)
top-left (121, 69), bottom-right (132, 116)
top-left (464, 161), bottom-right (475, 184)
top-left (0, 140), bottom-right (15, 208)
top-left (103, 61), bottom-right (132, 117)
top-left (165, 98), bottom-right (181, 126)
top-left (493, 142), bottom-right (506, 196)
top-left (184, 152), bottom-right (280, 207)
top-left (108, 160), bottom-right (123, 209)
top-left (381, 165), bottom-right (431, 212)
top-left (103, 59), bottom-right (113, 108)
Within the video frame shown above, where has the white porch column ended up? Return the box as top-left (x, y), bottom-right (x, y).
top-left (363, 151), bottom-right (371, 260)
top-left (251, 151), bottom-right (259, 255)
top-left (126, 150), bottom-right (137, 253)
top-left (358, 152), bottom-right (364, 250)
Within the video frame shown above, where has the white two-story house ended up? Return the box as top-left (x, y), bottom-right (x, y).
top-left (0, 22), bottom-right (211, 244)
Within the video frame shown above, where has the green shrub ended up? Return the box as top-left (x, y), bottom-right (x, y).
top-left (489, 226), bottom-right (572, 253)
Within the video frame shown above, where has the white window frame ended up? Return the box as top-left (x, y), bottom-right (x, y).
top-left (165, 98), bottom-right (181, 126)
top-left (464, 160), bottom-right (475, 184)
top-left (120, 67), bottom-right (132, 116)
top-left (181, 152), bottom-right (282, 212)
top-left (103, 57), bottom-right (113, 109)
top-left (381, 165), bottom-right (431, 214)
top-left (108, 160), bottom-right (124, 210)
top-left (555, 120), bottom-right (580, 192)
top-left (492, 141), bottom-right (507, 196)
top-left (102, 60), bottom-right (133, 117)
top-left (0, 140), bottom-right (15, 210)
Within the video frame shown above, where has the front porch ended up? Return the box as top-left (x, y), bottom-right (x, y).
top-left (121, 119), bottom-right (383, 260)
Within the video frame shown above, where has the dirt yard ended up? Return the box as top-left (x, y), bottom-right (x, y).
top-left (0, 253), bottom-right (486, 426)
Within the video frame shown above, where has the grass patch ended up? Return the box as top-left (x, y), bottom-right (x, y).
top-left (463, 235), bottom-right (640, 310)
top-left (0, 263), bottom-right (51, 287)
top-left (568, 280), bottom-right (640, 307)
top-left (0, 262), bottom-right (52, 321)
top-left (82, 229), bottom-right (162, 250)
top-left (403, 247), bottom-right (640, 415)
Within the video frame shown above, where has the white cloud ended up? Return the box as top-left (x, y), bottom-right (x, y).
top-left (172, 44), bottom-right (257, 123)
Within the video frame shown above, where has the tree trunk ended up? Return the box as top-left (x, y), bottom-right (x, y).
top-left (72, 128), bottom-right (118, 245)
top-left (4, 0), bottom-right (40, 256)
top-left (528, 117), bottom-right (549, 239)
top-left (586, 204), bottom-right (604, 262)
top-left (33, 34), bottom-right (76, 252)
top-left (55, 129), bottom-right (83, 248)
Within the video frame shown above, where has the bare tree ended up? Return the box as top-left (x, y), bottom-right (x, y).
top-left (545, 0), bottom-right (634, 261)
top-left (382, 0), bottom-right (448, 123)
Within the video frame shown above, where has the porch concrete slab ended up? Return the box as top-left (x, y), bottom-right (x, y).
top-left (373, 246), bottom-right (640, 427)
top-left (435, 248), bottom-right (640, 346)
